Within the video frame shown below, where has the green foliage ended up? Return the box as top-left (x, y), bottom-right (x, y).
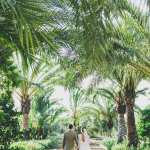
top-left (111, 143), bottom-right (128, 150)
top-left (11, 145), bottom-right (25, 150)
top-left (13, 53), bottom-right (63, 130)
top-left (103, 138), bottom-right (116, 150)
top-left (0, 67), bottom-right (19, 96)
top-left (0, 55), bottom-right (20, 149)
top-left (30, 90), bottom-right (65, 139)
top-left (14, 53), bottom-right (62, 101)
top-left (111, 142), bottom-right (150, 150)
top-left (89, 88), bottom-right (117, 133)
top-left (0, 1), bottom-right (150, 150)
top-left (0, 95), bottom-right (20, 150)
top-left (11, 140), bottom-right (43, 150)
top-left (108, 140), bottom-right (135, 150)
top-left (68, 88), bottom-right (90, 126)
top-left (0, 53), bottom-right (20, 87)
top-left (40, 136), bottom-right (60, 150)
top-left (0, 0), bottom-right (58, 65)
top-left (11, 138), bottom-right (60, 150)
top-left (138, 106), bottom-right (150, 142)
top-left (139, 143), bottom-right (150, 150)
top-left (105, 140), bottom-right (150, 150)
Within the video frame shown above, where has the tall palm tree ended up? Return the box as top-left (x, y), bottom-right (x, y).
top-left (112, 5), bottom-right (149, 145)
top-left (112, 66), bottom-right (145, 147)
top-left (68, 88), bottom-right (90, 127)
top-left (88, 90), bottom-right (116, 136)
top-left (123, 72), bottom-right (141, 147)
top-left (115, 91), bottom-right (127, 143)
top-left (57, 1), bottom-right (149, 147)
top-left (109, 71), bottom-right (128, 143)
top-left (13, 53), bottom-right (62, 129)
top-left (96, 88), bottom-right (127, 142)
top-left (31, 90), bottom-right (65, 139)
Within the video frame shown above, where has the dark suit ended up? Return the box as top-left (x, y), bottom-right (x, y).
top-left (63, 129), bottom-right (78, 150)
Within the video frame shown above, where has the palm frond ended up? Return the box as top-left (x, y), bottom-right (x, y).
top-left (0, 0), bottom-right (58, 64)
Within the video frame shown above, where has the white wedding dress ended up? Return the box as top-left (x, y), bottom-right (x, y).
top-left (79, 132), bottom-right (91, 150)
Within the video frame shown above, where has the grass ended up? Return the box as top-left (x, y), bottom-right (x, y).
top-left (10, 137), bottom-right (61, 150)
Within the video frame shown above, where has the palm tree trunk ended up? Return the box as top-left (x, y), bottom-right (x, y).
top-left (21, 98), bottom-right (31, 140)
top-left (73, 112), bottom-right (78, 128)
top-left (21, 98), bottom-right (31, 129)
top-left (116, 96), bottom-right (127, 143)
top-left (117, 114), bottom-right (127, 143)
top-left (126, 98), bottom-right (138, 148)
top-left (23, 113), bottom-right (29, 129)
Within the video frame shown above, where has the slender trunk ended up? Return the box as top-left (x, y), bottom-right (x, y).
top-left (126, 98), bottom-right (138, 148)
top-left (116, 96), bottom-right (127, 143)
top-left (117, 114), bottom-right (127, 143)
top-left (73, 112), bottom-right (78, 128)
top-left (23, 113), bottom-right (29, 129)
top-left (21, 98), bottom-right (31, 140)
top-left (21, 97), bottom-right (31, 129)
top-left (73, 117), bottom-right (76, 128)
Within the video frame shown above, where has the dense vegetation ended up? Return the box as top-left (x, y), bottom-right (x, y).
top-left (0, 0), bottom-right (150, 150)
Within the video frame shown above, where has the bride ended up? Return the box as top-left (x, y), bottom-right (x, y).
top-left (79, 128), bottom-right (91, 150)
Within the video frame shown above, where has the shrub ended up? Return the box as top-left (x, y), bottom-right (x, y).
top-left (111, 142), bottom-right (150, 150)
top-left (111, 143), bottom-right (128, 150)
top-left (138, 106), bottom-right (150, 144)
top-left (11, 145), bottom-right (25, 150)
top-left (11, 140), bottom-right (43, 150)
top-left (139, 143), bottom-right (150, 150)
top-left (11, 137), bottom-right (60, 150)
top-left (103, 138), bottom-right (116, 150)
top-left (0, 95), bottom-right (20, 150)
top-left (40, 136), bottom-right (60, 150)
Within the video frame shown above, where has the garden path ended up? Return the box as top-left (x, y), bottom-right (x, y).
top-left (50, 138), bottom-right (106, 150)
top-left (90, 138), bottom-right (106, 150)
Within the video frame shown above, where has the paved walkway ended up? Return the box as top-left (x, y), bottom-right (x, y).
top-left (50, 138), bottom-right (106, 150)
top-left (90, 138), bottom-right (106, 150)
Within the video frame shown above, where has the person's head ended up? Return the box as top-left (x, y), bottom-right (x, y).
top-left (69, 124), bottom-right (73, 130)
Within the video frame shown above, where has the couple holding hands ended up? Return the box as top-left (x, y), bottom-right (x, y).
top-left (63, 124), bottom-right (91, 150)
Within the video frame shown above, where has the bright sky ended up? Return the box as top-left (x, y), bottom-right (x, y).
top-left (129, 0), bottom-right (149, 12)
top-left (136, 80), bottom-right (150, 108)
top-left (53, 79), bottom-right (150, 109)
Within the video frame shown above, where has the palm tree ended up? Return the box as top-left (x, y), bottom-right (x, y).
top-left (113, 2), bottom-right (150, 76)
top-left (60, 0), bottom-right (136, 70)
top-left (112, 7), bottom-right (149, 145)
top-left (31, 90), bottom-right (65, 139)
top-left (108, 71), bottom-right (127, 143)
top-left (61, 0), bottom-right (149, 78)
top-left (112, 66), bottom-right (145, 147)
top-left (68, 88), bottom-right (90, 127)
top-left (89, 89), bottom-right (116, 136)
top-left (123, 72), bottom-right (141, 147)
top-left (56, 1), bottom-right (149, 147)
top-left (96, 88), bottom-right (127, 142)
top-left (13, 53), bottom-right (62, 130)
top-left (115, 91), bottom-right (127, 143)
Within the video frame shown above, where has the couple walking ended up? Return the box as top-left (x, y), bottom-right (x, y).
top-left (63, 124), bottom-right (91, 150)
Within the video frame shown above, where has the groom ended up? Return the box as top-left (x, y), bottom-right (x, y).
top-left (63, 124), bottom-right (79, 150)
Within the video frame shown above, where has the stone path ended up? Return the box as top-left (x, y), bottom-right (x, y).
top-left (90, 138), bottom-right (106, 150)
top-left (50, 138), bottom-right (106, 150)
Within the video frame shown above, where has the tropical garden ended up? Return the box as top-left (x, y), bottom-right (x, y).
top-left (0, 0), bottom-right (150, 150)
